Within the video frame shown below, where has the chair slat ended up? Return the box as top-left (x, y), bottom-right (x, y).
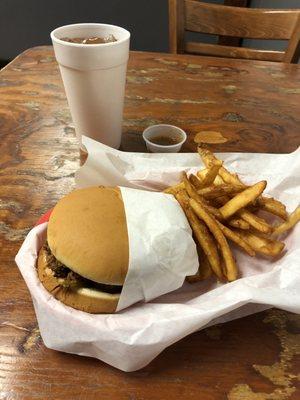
top-left (185, 1), bottom-right (300, 40)
top-left (185, 42), bottom-right (284, 62)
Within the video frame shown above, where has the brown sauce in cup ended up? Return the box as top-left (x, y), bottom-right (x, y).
top-left (149, 134), bottom-right (182, 146)
top-left (60, 35), bottom-right (117, 44)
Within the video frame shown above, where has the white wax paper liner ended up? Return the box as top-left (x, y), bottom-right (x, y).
top-left (15, 136), bottom-right (300, 371)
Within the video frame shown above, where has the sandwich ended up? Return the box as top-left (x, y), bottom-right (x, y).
top-left (37, 186), bottom-right (129, 313)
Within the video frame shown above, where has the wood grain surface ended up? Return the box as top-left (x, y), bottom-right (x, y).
top-left (0, 47), bottom-right (299, 400)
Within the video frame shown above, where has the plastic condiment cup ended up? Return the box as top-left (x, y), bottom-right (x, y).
top-left (142, 124), bottom-right (187, 153)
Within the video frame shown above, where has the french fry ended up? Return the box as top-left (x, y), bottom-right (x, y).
top-left (175, 191), bottom-right (223, 280)
top-left (166, 145), bottom-right (298, 284)
top-left (198, 148), bottom-right (289, 222)
top-left (197, 147), bottom-right (219, 168)
top-left (198, 147), bottom-right (245, 186)
top-left (189, 174), bottom-right (202, 189)
top-left (182, 172), bottom-right (223, 220)
top-left (216, 221), bottom-right (255, 257)
top-left (237, 230), bottom-right (285, 257)
top-left (190, 198), bottom-right (238, 281)
top-left (198, 148), bottom-right (290, 221)
top-left (228, 217), bottom-right (250, 230)
top-left (210, 194), bottom-right (230, 208)
top-left (218, 168), bottom-right (244, 186)
top-left (214, 175), bottom-right (226, 186)
top-left (273, 206), bottom-right (300, 236)
top-left (197, 168), bottom-right (225, 186)
top-left (197, 185), bottom-right (224, 198)
top-left (186, 249), bottom-right (212, 282)
top-left (200, 161), bottom-right (223, 187)
top-left (258, 197), bottom-right (288, 220)
top-left (219, 181), bottom-right (267, 219)
top-left (196, 168), bottom-right (208, 181)
top-left (198, 145), bottom-right (283, 222)
top-left (197, 192), bottom-right (250, 230)
top-left (164, 182), bottom-right (185, 195)
top-left (221, 184), bottom-right (245, 195)
top-left (238, 209), bottom-right (273, 234)
top-left (197, 184), bottom-right (245, 199)
top-left (199, 250), bottom-right (213, 280)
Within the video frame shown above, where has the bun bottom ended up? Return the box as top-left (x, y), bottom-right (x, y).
top-left (37, 248), bottom-right (119, 314)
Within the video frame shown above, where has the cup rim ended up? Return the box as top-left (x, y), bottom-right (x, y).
top-left (142, 124), bottom-right (187, 150)
top-left (50, 23), bottom-right (130, 48)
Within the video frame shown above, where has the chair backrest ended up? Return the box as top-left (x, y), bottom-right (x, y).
top-left (169, 0), bottom-right (300, 63)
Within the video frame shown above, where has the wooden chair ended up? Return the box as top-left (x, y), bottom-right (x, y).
top-left (169, 0), bottom-right (300, 63)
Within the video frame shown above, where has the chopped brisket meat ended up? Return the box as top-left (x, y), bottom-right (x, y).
top-left (42, 242), bottom-right (122, 294)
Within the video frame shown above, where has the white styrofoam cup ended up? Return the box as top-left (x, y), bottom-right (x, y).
top-left (51, 23), bottom-right (130, 149)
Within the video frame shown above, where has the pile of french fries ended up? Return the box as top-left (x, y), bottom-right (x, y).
top-left (164, 147), bottom-right (300, 283)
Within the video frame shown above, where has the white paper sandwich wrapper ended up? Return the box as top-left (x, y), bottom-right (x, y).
top-left (117, 187), bottom-right (198, 310)
top-left (16, 135), bottom-right (300, 371)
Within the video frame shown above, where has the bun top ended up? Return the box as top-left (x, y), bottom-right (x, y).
top-left (47, 186), bottom-right (129, 285)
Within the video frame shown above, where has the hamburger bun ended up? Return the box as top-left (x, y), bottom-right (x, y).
top-left (48, 186), bottom-right (129, 285)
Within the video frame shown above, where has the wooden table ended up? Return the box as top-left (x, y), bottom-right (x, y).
top-left (0, 47), bottom-right (299, 400)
